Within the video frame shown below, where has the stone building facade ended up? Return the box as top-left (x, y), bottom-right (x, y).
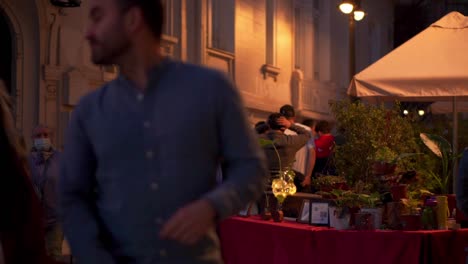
top-left (0, 0), bottom-right (394, 148)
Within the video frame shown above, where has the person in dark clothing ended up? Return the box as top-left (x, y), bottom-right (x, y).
top-left (260, 113), bottom-right (310, 179)
top-left (255, 121), bottom-right (270, 135)
top-left (29, 125), bottom-right (63, 261)
top-left (0, 80), bottom-right (53, 264)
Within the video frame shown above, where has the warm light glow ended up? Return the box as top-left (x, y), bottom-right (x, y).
top-left (418, 110), bottom-right (425, 116)
top-left (353, 10), bottom-right (365, 21)
top-left (339, 3), bottom-right (354, 14)
top-left (286, 182), bottom-right (297, 195)
top-left (403, 110), bottom-right (409, 115)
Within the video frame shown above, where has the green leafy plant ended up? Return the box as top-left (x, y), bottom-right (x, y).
top-left (359, 192), bottom-right (382, 208)
top-left (400, 188), bottom-right (432, 215)
top-left (330, 100), bottom-right (419, 187)
top-left (420, 133), bottom-right (461, 194)
top-left (373, 146), bottom-right (398, 163)
top-left (400, 198), bottom-right (420, 215)
top-left (312, 175), bottom-right (347, 191)
top-left (329, 185), bottom-right (375, 208)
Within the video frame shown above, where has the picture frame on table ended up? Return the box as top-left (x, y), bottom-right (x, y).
top-left (310, 202), bottom-right (330, 226)
top-left (297, 199), bottom-right (311, 224)
top-left (238, 202), bottom-right (253, 217)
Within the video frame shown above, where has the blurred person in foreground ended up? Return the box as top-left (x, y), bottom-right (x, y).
top-left (29, 125), bottom-right (63, 260)
top-left (59, 0), bottom-right (268, 263)
top-left (0, 81), bottom-right (51, 263)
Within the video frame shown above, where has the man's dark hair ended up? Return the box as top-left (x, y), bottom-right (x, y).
top-left (267, 113), bottom-right (286, 131)
top-left (279, 105), bottom-right (295, 118)
top-left (315, 120), bottom-right (331, 133)
top-left (255, 121), bottom-right (270, 134)
top-left (302, 118), bottom-right (315, 127)
top-left (117, 0), bottom-right (164, 40)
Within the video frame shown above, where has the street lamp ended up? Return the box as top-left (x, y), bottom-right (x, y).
top-left (339, 0), bottom-right (366, 81)
top-left (339, 1), bottom-right (354, 14)
top-left (353, 9), bottom-right (366, 21)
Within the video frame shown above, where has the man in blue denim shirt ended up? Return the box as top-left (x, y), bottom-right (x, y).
top-left (59, 0), bottom-right (268, 263)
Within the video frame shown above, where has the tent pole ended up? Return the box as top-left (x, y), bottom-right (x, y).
top-left (349, 14), bottom-right (356, 82)
top-left (453, 96), bottom-right (458, 194)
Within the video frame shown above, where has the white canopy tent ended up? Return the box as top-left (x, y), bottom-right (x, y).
top-left (348, 11), bottom-right (468, 102)
top-left (347, 11), bottom-right (468, 190)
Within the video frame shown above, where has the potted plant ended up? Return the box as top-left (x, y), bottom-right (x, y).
top-left (312, 175), bottom-right (348, 192)
top-left (420, 133), bottom-right (460, 194)
top-left (399, 189), bottom-right (426, 231)
top-left (330, 100), bottom-right (420, 188)
top-left (328, 189), bottom-right (361, 230)
top-left (359, 192), bottom-right (384, 229)
top-left (371, 146), bottom-right (398, 175)
top-left (420, 133), bottom-right (464, 222)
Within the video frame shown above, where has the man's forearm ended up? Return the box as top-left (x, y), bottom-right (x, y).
top-left (306, 148), bottom-right (316, 178)
top-left (288, 124), bottom-right (309, 136)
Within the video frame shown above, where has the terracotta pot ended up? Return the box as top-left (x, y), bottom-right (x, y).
top-left (385, 202), bottom-right (403, 229)
top-left (272, 210), bottom-right (284, 222)
top-left (400, 214), bottom-right (422, 231)
top-left (261, 211), bottom-right (272, 221)
top-left (390, 184), bottom-right (408, 201)
top-left (372, 162), bottom-right (397, 175)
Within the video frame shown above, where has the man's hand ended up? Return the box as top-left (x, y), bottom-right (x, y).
top-left (301, 175), bottom-right (311, 187)
top-left (277, 117), bottom-right (292, 128)
top-left (160, 199), bottom-right (216, 245)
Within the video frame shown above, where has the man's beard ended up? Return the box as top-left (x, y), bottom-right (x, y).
top-left (90, 37), bottom-right (130, 65)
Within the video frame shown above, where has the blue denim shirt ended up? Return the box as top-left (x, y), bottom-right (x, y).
top-left (59, 59), bottom-right (268, 264)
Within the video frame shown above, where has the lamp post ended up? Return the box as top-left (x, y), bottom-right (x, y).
top-left (339, 0), bottom-right (365, 81)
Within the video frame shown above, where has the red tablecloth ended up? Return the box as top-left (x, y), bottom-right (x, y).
top-left (219, 216), bottom-right (468, 264)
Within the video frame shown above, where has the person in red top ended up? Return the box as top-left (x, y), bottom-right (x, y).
top-left (312, 120), bottom-right (335, 178)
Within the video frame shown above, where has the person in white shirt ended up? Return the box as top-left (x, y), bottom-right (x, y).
top-left (280, 105), bottom-right (316, 191)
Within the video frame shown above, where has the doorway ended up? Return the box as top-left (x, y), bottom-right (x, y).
top-left (0, 9), bottom-right (12, 94)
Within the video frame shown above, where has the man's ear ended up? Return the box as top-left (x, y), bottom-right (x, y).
top-left (123, 6), bottom-right (144, 33)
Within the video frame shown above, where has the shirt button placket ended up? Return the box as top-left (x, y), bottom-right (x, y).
top-left (150, 182), bottom-right (159, 191)
top-left (137, 93), bottom-right (144, 102)
top-left (155, 217), bottom-right (164, 225)
top-left (146, 150), bottom-right (153, 159)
